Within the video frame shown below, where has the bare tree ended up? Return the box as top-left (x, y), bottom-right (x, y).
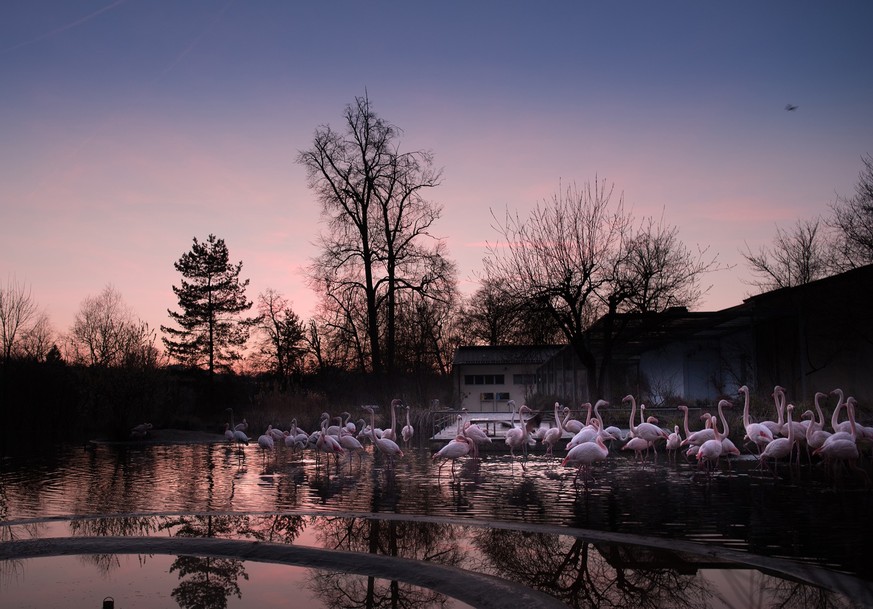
top-left (18, 311), bottom-right (55, 361)
top-left (460, 277), bottom-right (561, 346)
top-left (253, 288), bottom-right (306, 383)
top-left (829, 152), bottom-right (873, 267)
top-left (486, 179), bottom-right (719, 397)
top-left (0, 276), bottom-right (38, 362)
top-left (298, 94), bottom-right (455, 382)
top-left (741, 217), bottom-right (837, 292)
top-left (67, 284), bottom-right (158, 367)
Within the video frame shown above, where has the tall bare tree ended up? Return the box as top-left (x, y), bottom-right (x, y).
top-left (829, 153), bottom-right (873, 267)
top-left (486, 179), bottom-right (719, 397)
top-left (0, 276), bottom-right (38, 362)
top-left (741, 217), bottom-right (837, 291)
top-left (298, 94), bottom-right (455, 381)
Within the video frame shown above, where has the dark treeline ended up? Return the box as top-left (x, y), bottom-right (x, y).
top-left (0, 357), bottom-right (451, 455)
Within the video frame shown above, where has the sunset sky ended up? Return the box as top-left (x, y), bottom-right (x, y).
top-left (2, 1), bottom-right (872, 342)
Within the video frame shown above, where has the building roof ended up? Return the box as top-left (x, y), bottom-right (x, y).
top-left (452, 345), bottom-right (563, 366)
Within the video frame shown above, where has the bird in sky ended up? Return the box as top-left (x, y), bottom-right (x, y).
top-left (785, 103), bottom-right (798, 111)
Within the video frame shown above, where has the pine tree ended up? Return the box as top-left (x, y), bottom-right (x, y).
top-left (161, 234), bottom-right (257, 374)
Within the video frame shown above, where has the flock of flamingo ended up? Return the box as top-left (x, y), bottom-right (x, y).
top-left (223, 400), bottom-right (412, 468)
top-left (220, 386), bottom-right (870, 484)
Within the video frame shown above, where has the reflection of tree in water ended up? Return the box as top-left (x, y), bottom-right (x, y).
top-left (68, 515), bottom-right (161, 572)
top-left (472, 529), bottom-right (712, 609)
top-left (170, 554), bottom-right (247, 609)
top-left (159, 513), bottom-right (305, 609)
top-left (308, 516), bottom-right (465, 608)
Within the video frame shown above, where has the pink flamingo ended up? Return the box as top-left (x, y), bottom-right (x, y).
top-left (759, 403), bottom-right (796, 474)
top-left (541, 402), bottom-right (565, 458)
top-left (433, 433), bottom-right (471, 476)
top-left (364, 405), bottom-right (403, 466)
top-left (562, 434), bottom-right (609, 485)
top-left (739, 385), bottom-right (773, 453)
top-left (380, 399), bottom-right (402, 442)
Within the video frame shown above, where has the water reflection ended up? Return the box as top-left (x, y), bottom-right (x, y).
top-left (1, 441), bottom-right (872, 607)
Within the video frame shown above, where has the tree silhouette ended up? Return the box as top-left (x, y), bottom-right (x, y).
top-left (162, 234), bottom-right (257, 375)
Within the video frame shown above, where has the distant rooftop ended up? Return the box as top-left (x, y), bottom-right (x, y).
top-left (452, 345), bottom-right (563, 366)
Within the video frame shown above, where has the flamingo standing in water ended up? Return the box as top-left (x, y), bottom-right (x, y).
top-left (624, 395), bottom-right (668, 459)
top-left (815, 397), bottom-right (868, 481)
top-left (401, 405), bottom-right (414, 447)
top-left (433, 433), bottom-right (471, 477)
top-left (759, 403), bottom-right (796, 474)
top-left (541, 402), bottom-right (565, 458)
top-left (738, 385), bottom-right (773, 453)
top-left (666, 425), bottom-right (682, 460)
top-left (364, 405), bottom-right (403, 466)
top-left (759, 386), bottom-right (785, 438)
top-left (563, 434), bottom-right (609, 485)
top-left (381, 399), bottom-right (402, 442)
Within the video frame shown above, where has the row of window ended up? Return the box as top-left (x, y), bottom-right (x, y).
top-left (464, 374), bottom-right (537, 385)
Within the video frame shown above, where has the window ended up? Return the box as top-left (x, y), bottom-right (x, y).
top-left (464, 374), bottom-right (505, 385)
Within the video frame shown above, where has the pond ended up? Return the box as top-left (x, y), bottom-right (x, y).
top-left (1, 437), bottom-right (872, 608)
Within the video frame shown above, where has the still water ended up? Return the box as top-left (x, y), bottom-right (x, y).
top-left (1, 439), bottom-right (872, 608)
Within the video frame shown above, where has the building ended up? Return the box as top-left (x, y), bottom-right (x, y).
top-left (455, 265), bottom-right (873, 408)
top-left (451, 345), bottom-right (562, 411)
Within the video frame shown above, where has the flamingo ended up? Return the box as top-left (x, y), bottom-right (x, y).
top-left (562, 434), bottom-right (609, 485)
top-left (831, 388), bottom-right (851, 434)
top-left (364, 405), bottom-right (403, 465)
top-left (433, 433), bottom-right (471, 476)
top-left (234, 418), bottom-right (248, 433)
top-left (759, 403), bottom-right (796, 473)
top-left (805, 392), bottom-right (832, 456)
top-left (267, 425), bottom-right (286, 442)
top-left (340, 412), bottom-right (357, 434)
top-left (814, 397), bottom-right (868, 481)
top-left (696, 401), bottom-right (726, 473)
top-left (541, 402), bottom-right (565, 458)
top-left (225, 408), bottom-right (250, 451)
top-left (316, 414), bottom-right (345, 465)
top-left (504, 402), bottom-right (533, 461)
top-left (666, 425), bottom-right (682, 459)
top-left (338, 429), bottom-right (365, 464)
top-left (223, 423), bottom-right (234, 443)
top-left (759, 386), bottom-right (785, 438)
top-left (622, 435), bottom-right (652, 463)
top-left (738, 385), bottom-right (773, 453)
top-left (401, 405), bottom-right (414, 447)
top-left (624, 395), bottom-right (668, 458)
top-left (462, 412), bottom-right (492, 457)
top-left (823, 397), bottom-right (861, 447)
top-left (566, 418), bottom-right (605, 450)
top-left (561, 403), bottom-right (588, 435)
top-left (380, 399), bottom-right (402, 442)
top-left (257, 431), bottom-right (275, 460)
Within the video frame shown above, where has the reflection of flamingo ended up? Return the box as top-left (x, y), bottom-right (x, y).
top-left (739, 385), bottom-right (773, 453)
